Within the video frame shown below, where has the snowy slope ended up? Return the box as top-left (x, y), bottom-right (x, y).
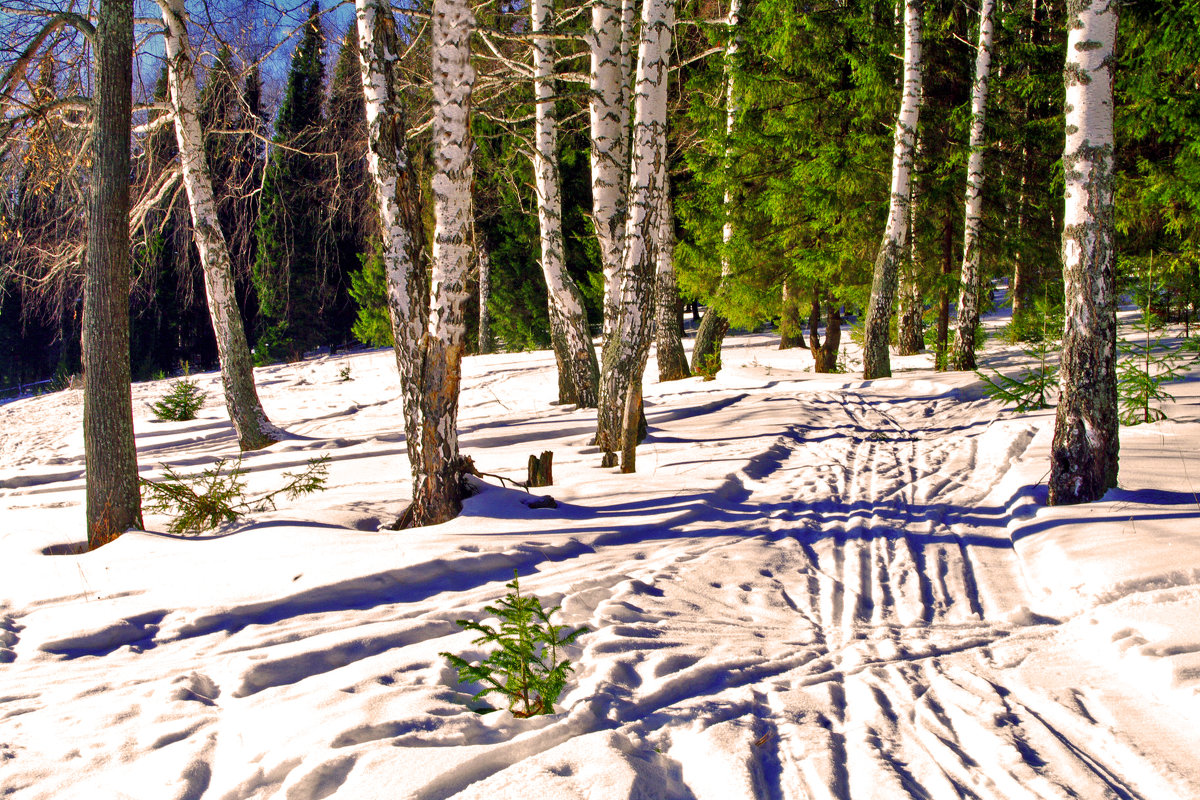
top-left (2, 318), bottom-right (1200, 800)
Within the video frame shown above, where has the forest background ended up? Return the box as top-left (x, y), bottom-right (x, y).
top-left (0, 0), bottom-right (1194, 406)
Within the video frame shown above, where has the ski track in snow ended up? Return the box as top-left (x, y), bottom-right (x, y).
top-left (2, 344), bottom-right (1199, 800)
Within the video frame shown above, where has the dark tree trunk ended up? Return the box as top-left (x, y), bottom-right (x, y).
top-left (84, 0), bottom-right (143, 548)
top-left (690, 307), bottom-right (729, 376)
top-left (935, 212), bottom-right (954, 370)
top-left (809, 298), bottom-right (842, 374)
top-left (779, 281), bottom-right (806, 350)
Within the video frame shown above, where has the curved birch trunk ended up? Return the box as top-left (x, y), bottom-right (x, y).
top-left (356, 0), bottom-right (431, 503)
top-left (655, 172), bottom-right (690, 381)
top-left (590, 0), bottom-right (631, 339)
top-left (689, 0), bottom-right (741, 376)
top-left (1049, 0), bottom-right (1119, 505)
top-left (158, 0), bottom-right (280, 452)
top-left (532, 0), bottom-right (599, 407)
top-left (596, 0), bottom-right (674, 466)
top-left (861, 0), bottom-right (923, 380)
top-left (950, 0), bottom-right (997, 371)
top-left (84, 0), bottom-right (142, 548)
top-left (413, 0), bottom-right (476, 521)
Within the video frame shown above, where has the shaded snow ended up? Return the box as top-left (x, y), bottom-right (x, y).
top-left (2, 311), bottom-right (1200, 799)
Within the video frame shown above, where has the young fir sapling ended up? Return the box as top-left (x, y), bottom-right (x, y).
top-left (441, 570), bottom-right (588, 717)
top-left (141, 455), bottom-right (330, 534)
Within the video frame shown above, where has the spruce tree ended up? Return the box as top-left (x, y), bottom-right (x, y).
top-left (254, 3), bottom-right (334, 362)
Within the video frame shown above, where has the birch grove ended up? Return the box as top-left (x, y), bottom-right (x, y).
top-left (950, 0), bottom-right (997, 371)
top-left (531, 0), bottom-right (599, 407)
top-left (157, 0), bottom-right (281, 452)
top-left (861, 0), bottom-right (924, 381)
top-left (596, 0), bottom-right (674, 468)
top-left (1049, 0), bottom-right (1120, 505)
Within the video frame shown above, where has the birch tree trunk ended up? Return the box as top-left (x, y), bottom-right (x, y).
top-left (158, 0), bottom-right (280, 452)
top-left (950, 0), bottom-right (997, 371)
top-left (590, 0), bottom-right (630, 338)
top-left (413, 0), bottom-right (476, 520)
top-left (532, 0), bottom-right (600, 407)
top-left (1049, 0), bottom-right (1119, 505)
top-left (896, 109), bottom-right (926, 356)
top-left (655, 172), bottom-right (690, 381)
top-left (84, 0), bottom-right (142, 548)
top-left (596, 0), bottom-right (674, 467)
top-left (690, 0), bottom-right (741, 376)
top-left (861, 0), bottom-right (923, 380)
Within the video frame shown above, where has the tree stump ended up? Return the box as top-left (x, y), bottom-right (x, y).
top-left (527, 451), bottom-right (554, 487)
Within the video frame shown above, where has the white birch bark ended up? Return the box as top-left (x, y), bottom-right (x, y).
top-left (950, 0), bottom-right (997, 371)
top-left (533, 0), bottom-right (599, 407)
top-left (355, 0), bottom-right (429, 487)
top-left (861, 0), bottom-right (923, 380)
top-left (596, 0), bottom-right (674, 467)
top-left (157, 0), bottom-right (281, 451)
top-left (1049, 0), bottom-right (1119, 505)
top-left (414, 0), bottom-right (476, 520)
top-left (591, 0), bottom-right (631, 338)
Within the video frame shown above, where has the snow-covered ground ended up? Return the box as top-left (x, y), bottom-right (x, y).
top-left (3, 308), bottom-right (1200, 799)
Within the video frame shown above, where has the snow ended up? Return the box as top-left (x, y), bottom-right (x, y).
top-left (3, 306), bottom-right (1200, 799)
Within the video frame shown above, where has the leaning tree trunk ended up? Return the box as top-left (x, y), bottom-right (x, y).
top-left (532, 0), bottom-right (599, 407)
top-left (655, 171), bottom-right (690, 381)
top-left (690, 0), bottom-right (741, 376)
top-left (596, 0), bottom-right (674, 469)
top-left (84, 0), bottom-right (142, 548)
top-left (861, 0), bottom-right (923, 380)
top-left (590, 0), bottom-right (631, 340)
top-left (1049, 0), bottom-right (1119, 505)
top-left (159, 0), bottom-right (280, 451)
top-left (950, 0), bottom-right (997, 371)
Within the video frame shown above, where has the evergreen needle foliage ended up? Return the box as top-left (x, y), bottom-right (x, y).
top-left (150, 378), bottom-right (208, 421)
top-left (977, 299), bottom-right (1061, 412)
top-left (1117, 312), bottom-right (1187, 426)
top-left (441, 570), bottom-right (588, 717)
top-left (141, 455), bottom-right (330, 534)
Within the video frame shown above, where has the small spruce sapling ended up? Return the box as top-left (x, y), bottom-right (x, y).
top-left (151, 378), bottom-right (208, 421)
top-left (441, 570), bottom-right (587, 717)
top-left (976, 296), bottom-right (1062, 411)
top-left (141, 455), bottom-right (330, 534)
top-left (1118, 256), bottom-right (1187, 425)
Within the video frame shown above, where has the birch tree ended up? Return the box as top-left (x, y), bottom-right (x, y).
top-left (596, 0), bottom-right (674, 469)
top-left (357, 0), bottom-right (475, 523)
top-left (84, 0), bottom-right (142, 548)
top-left (531, 0), bottom-right (599, 407)
top-left (1049, 0), bottom-right (1119, 505)
top-left (589, 0), bottom-right (630, 337)
top-left (861, 0), bottom-right (923, 380)
top-left (949, 0), bottom-right (997, 371)
top-left (157, 0), bottom-right (281, 451)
